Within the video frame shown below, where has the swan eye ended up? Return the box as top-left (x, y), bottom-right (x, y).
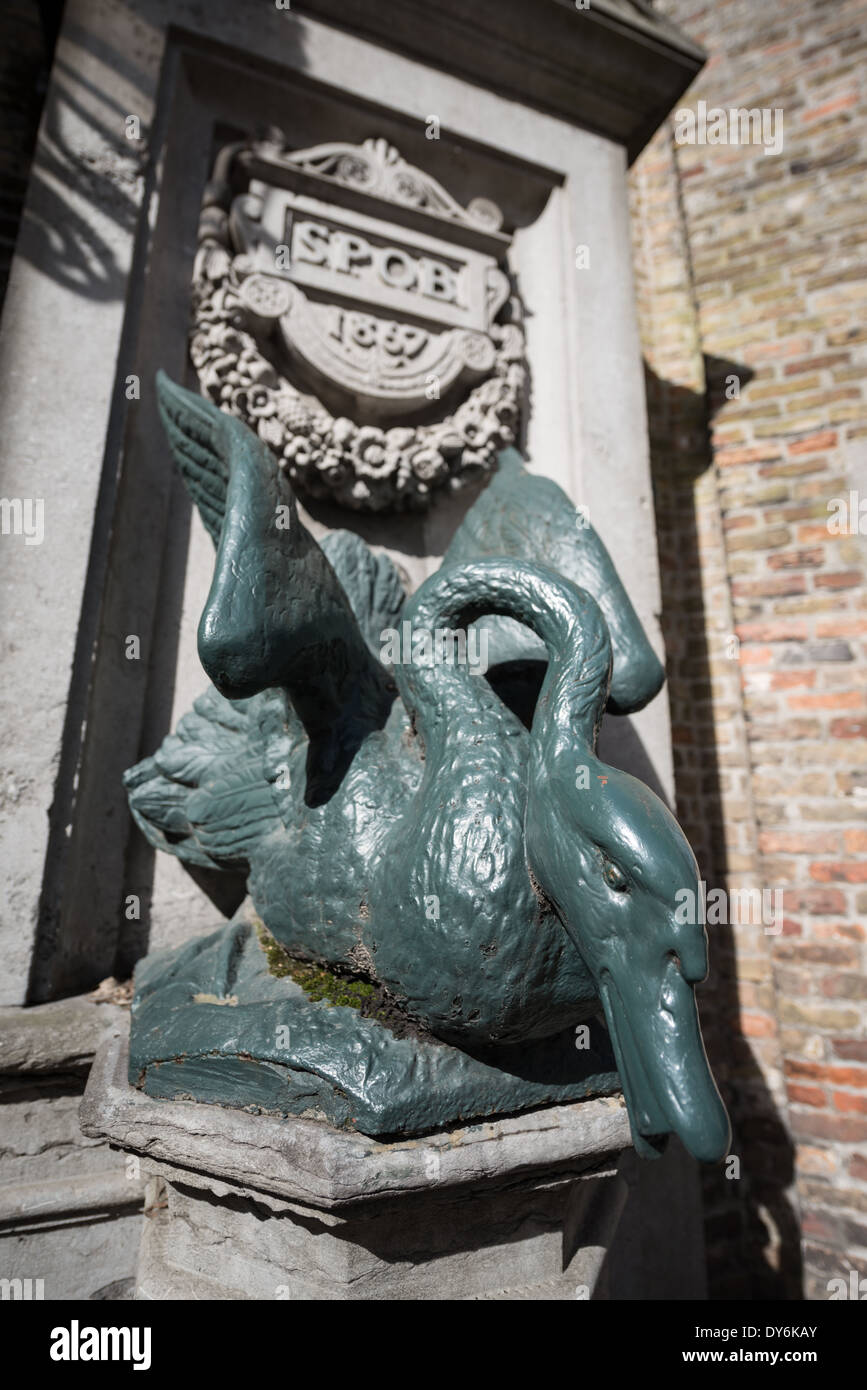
top-left (603, 861), bottom-right (629, 893)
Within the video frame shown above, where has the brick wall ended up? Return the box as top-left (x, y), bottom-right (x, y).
top-left (630, 0), bottom-right (867, 1300)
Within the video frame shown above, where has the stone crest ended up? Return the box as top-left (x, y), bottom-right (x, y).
top-left (190, 135), bottom-right (526, 510)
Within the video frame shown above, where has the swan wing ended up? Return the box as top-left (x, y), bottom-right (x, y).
top-left (124, 684), bottom-right (300, 872)
top-left (127, 379), bottom-right (403, 870)
top-left (444, 448), bottom-right (663, 713)
top-left (156, 370), bottom-right (230, 545)
top-left (156, 372), bottom-right (405, 641)
top-left (319, 530), bottom-right (406, 655)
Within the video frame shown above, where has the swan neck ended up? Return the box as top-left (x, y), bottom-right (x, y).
top-left (397, 560), bottom-right (611, 748)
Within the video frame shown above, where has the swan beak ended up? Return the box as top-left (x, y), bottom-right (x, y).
top-left (599, 957), bottom-right (731, 1163)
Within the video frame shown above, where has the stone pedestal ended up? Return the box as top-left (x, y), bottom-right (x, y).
top-left (82, 1023), bottom-right (632, 1300)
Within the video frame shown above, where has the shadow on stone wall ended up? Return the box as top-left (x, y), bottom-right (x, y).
top-left (0, 0), bottom-right (62, 313)
top-left (644, 356), bottom-right (802, 1299)
top-left (14, 11), bottom-right (147, 303)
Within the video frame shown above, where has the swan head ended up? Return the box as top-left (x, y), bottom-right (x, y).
top-left (526, 748), bottom-right (731, 1163)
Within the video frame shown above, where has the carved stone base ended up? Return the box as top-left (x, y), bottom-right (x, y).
top-left (82, 1026), bottom-right (632, 1301)
top-left (129, 912), bottom-right (621, 1138)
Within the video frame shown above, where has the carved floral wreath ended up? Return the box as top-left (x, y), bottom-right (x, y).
top-left (189, 243), bottom-right (527, 513)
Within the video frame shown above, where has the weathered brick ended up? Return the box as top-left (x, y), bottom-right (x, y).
top-left (787, 1081), bottom-right (826, 1107)
top-left (790, 1110), bottom-right (867, 1143)
top-left (778, 1001), bottom-right (861, 1030)
top-left (771, 592), bottom-right (842, 614)
top-left (788, 691), bottom-right (864, 711)
top-left (781, 640), bottom-right (853, 663)
top-left (726, 525), bottom-right (793, 551)
top-left (739, 1012), bottom-right (776, 1038)
top-left (831, 717), bottom-right (867, 737)
top-left (766, 547), bottom-right (825, 568)
top-left (810, 861), bottom-right (867, 883)
top-left (765, 500), bottom-right (836, 524)
top-left (819, 619), bottom-right (867, 637)
top-left (813, 920), bottom-right (866, 942)
top-left (821, 973), bottom-right (867, 1000)
top-left (775, 941), bottom-right (859, 967)
top-left (759, 830), bottom-right (837, 853)
top-left (851, 1154), bottom-right (867, 1182)
top-left (800, 1182), bottom-right (867, 1217)
top-left (782, 889), bottom-right (847, 915)
top-left (800, 800), bottom-right (867, 823)
top-left (769, 669), bottom-right (815, 689)
top-left (832, 1090), bottom-right (867, 1114)
top-left (788, 430), bottom-right (838, 454)
top-left (799, 1146), bottom-right (839, 1178)
top-left (815, 570), bottom-right (864, 589)
top-left (801, 1211), bottom-right (844, 1244)
top-left (735, 619), bottom-right (809, 642)
top-left (797, 523), bottom-right (845, 542)
top-left (783, 354), bottom-right (850, 377)
top-left (732, 575), bottom-right (806, 598)
top-left (785, 1060), bottom-right (867, 1088)
top-left (716, 444), bottom-right (783, 467)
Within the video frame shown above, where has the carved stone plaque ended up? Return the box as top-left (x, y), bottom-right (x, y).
top-left (237, 186), bottom-right (509, 412)
top-left (190, 135), bottom-right (526, 510)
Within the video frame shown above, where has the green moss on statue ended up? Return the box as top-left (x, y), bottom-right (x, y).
top-left (256, 924), bottom-right (374, 1006)
top-left (254, 922), bottom-right (438, 1043)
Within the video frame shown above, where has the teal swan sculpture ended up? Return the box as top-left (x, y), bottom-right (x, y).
top-left (124, 373), bottom-right (730, 1163)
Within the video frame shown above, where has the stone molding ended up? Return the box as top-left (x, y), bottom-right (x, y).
top-left (82, 1023), bottom-right (632, 1210)
top-left (292, 0), bottom-right (706, 162)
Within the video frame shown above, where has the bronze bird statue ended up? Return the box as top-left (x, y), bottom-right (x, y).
top-left (125, 373), bottom-right (730, 1162)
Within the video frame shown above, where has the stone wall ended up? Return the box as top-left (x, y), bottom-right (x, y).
top-left (0, 0), bottom-right (144, 1303)
top-left (0, 995), bottom-right (144, 1300)
top-left (629, 0), bottom-right (867, 1300)
top-left (0, 1), bottom-right (57, 311)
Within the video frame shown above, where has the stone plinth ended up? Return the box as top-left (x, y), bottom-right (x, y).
top-left (82, 1023), bottom-right (632, 1300)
